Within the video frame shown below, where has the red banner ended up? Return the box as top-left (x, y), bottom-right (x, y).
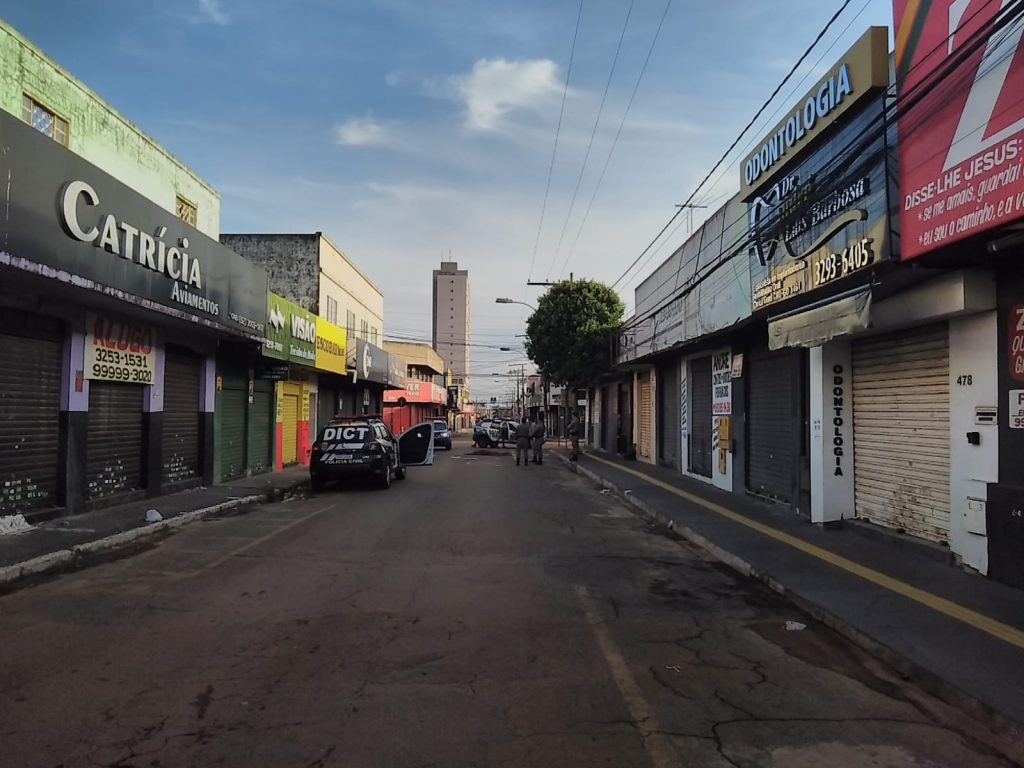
top-left (895, 0), bottom-right (1024, 259)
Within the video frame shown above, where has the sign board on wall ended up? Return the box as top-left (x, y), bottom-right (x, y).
top-left (316, 318), bottom-right (348, 374)
top-left (351, 338), bottom-right (389, 384)
top-left (1010, 390), bottom-right (1024, 429)
top-left (740, 27), bottom-right (889, 200)
top-left (0, 111), bottom-right (266, 338)
top-left (894, 2), bottom-right (1024, 259)
top-left (264, 293), bottom-right (317, 366)
top-left (84, 312), bottom-right (156, 384)
top-left (712, 350), bottom-right (733, 415)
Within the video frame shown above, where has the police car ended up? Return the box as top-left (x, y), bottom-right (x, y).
top-left (310, 416), bottom-right (435, 492)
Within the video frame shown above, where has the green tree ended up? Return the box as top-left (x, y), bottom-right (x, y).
top-left (525, 279), bottom-right (624, 390)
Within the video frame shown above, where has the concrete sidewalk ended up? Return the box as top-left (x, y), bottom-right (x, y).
top-left (556, 447), bottom-right (1024, 741)
top-left (0, 467), bottom-right (309, 587)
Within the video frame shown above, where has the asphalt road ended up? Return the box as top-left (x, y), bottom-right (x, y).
top-left (0, 438), bottom-right (1016, 768)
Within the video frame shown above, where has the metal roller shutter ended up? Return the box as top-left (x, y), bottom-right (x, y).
top-left (248, 379), bottom-right (274, 474)
top-left (690, 357), bottom-right (713, 477)
top-left (220, 388), bottom-right (247, 481)
top-left (638, 373), bottom-right (653, 459)
top-left (162, 346), bottom-right (202, 485)
top-left (0, 314), bottom-right (63, 515)
top-left (602, 384), bottom-right (615, 451)
top-left (747, 347), bottom-right (798, 503)
top-left (87, 382), bottom-right (144, 500)
top-left (658, 362), bottom-right (680, 469)
top-left (852, 324), bottom-right (950, 543)
top-left (280, 387), bottom-right (300, 465)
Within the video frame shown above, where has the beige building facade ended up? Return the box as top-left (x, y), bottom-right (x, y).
top-left (432, 261), bottom-right (470, 387)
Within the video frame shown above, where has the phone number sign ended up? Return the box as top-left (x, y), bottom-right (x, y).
top-left (85, 312), bottom-right (156, 384)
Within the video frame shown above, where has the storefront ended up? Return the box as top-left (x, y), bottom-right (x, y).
top-left (0, 109), bottom-right (266, 517)
top-left (383, 380), bottom-right (447, 435)
top-left (741, 27), bottom-right (891, 516)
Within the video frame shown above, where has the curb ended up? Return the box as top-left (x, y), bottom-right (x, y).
top-left (558, 451), bottom-right (1024, 757)
top-left (0, 483), bottom-right (305, 589)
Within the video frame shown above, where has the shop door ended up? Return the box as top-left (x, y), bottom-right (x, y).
top-left (0, 313), bottom-right (63, 515)
top-left (162, 346), bottom-right (202, 486)
top-left (218, 368), bottom-right (248, 482)
top-left (87, 382), bottom-right (144, 501)
top-left (690, 357), bottom-right (713, 477)
top-left (852, 324), bottom-right (951, 543)
top-left (746, 347), bottom-right (800, 503)
top-left (637, 372), bottom-right (653, 459)
top-left (658, 362), bottom-right (681, 470)
top-left (247, 379), bottom-right (274, 475)
top-left (601, 384), bottom-right (615, 451)
top-left (280, 383), bottom-right (300, 465)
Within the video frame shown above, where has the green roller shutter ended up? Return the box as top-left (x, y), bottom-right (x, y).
top-left (248, 379), bottom-right (274, 474)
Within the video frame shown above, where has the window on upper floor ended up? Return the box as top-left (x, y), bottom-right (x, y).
top-left (346, 310), bottom-right (356, 338)
top-left (326, 296), bottom-right (338, 324)
top-left (175, 195), bottom-right (198, 227)
top-left (22, 94), bottom-right (68, 146)
top-left (371, 327), bottom-right (379, 346)
top-left (360, 319), bottom-right (369, 340)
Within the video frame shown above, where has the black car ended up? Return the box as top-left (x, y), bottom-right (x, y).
top-left (310, 417), bottom-right (435, 491)
top-left (433, 420), bottom-right (452, 450)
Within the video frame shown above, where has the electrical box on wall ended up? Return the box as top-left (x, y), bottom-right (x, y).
top-left (964, 497), bottom-right (986, 535)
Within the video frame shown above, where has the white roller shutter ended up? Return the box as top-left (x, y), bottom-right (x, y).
top-left (852, 324), bottom-right (950, 543)
top-left (638, 373), bottom-right (653, 459)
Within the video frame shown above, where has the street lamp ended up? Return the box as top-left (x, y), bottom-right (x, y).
top-left (495, 298), bottom-right (536, 311)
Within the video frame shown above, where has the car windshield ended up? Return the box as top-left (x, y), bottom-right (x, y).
top-left (433, 422), bottom-right (448, 430)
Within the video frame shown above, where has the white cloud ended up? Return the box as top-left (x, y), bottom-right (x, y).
top-left (335, 116), bottom-right (397, 148)
top-left (456, 58), bottom-right (562, 132)
top-left (196, 0), bottom-right (228, 25)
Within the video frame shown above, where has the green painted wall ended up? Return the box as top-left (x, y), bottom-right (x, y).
top-left (0, 20), bottom-right (220, 238)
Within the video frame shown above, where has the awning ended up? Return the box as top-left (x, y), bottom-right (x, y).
top-left (768, 289), bottom-right (872, 350)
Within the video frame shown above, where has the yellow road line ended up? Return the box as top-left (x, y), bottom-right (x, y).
top-left (582, 452), bottom-right (1024, 651)
top-left (574, 584), bottom-right (679, 768)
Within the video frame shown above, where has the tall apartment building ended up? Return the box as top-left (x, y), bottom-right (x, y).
top-left (432, 261), bottom-right (470, 387)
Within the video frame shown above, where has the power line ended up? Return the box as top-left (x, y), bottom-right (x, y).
top-left (610, 0), bottom-right (855, 291)
top-left (545, 0), bottom-right (636, 280)
top-left (527, 0), bottom-right (585, 285)
top-left (557, 0), bottom-right (673, 281)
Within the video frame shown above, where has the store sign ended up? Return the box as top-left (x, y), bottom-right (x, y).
top-left (740, 27), bottom-right (889, 200)
top-left (384, 380), bottom-right (447, 405)
top-left (747, 95), bottom-right (891, 311)
top-left (0, 111), bottom-right (266, 338)
top-left (831, 364), bottom-right (847, 476)
top-left (1010, 304), bottom-right (1024, 382)
top-left (712, 350), bottom-right (732, 415)
top-left (315, 317), bottom-right (348, 375)
top-left (387, 354), bottom-right (408, 390)
top-left (264, 293), bottom-right (317, 366)
top-left (351, 338), bottom-right (389, 384)
top-left (84, 312), bottom-right (156, 384)
top-left (895, 1), bottom-right (1024, 260)
top-left (1010, 390), bottom-right (1024, 429)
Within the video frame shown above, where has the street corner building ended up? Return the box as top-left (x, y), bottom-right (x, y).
top-left (0, 54), bottom-right (267, 520)
top-left (593, 16), bottom-right (1024, 590)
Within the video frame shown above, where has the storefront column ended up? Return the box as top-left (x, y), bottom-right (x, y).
top-left (949, 312), bottom-right (998, 573)
top-left (141, 344), bottom-right (166, 496)
top-left (59, 321), bottom-right (88, 516)
top-left (809, 342), bottom-right (854, 524)
top-left (200, 355), bottom-right (216, 484)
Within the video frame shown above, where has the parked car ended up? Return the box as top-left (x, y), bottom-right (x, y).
top-left (310, 416), bottom-right (434, 491)
top-left (473, 419), bottom-right (493, 446)
top-left (474, 419), bottom-right (517, 448)
top-left (433, 420), bottom-right (452, 450)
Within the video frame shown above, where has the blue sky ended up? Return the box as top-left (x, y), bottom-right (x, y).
top-left (2, 0), bottom-right (894, 399)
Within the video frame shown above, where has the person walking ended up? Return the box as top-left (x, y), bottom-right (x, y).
top-left (515, 416), bottom-right (531, 467)
top-left (530, 411), bottom-right (547, 465)
top-left (568, 411), bottom-right (582, 461)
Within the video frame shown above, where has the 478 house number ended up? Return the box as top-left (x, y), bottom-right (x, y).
top-left (813, 238), bottom-right (874, 287)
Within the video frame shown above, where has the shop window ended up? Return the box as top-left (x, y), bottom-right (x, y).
top-left (22, 94), bottom-right (68, 146)
top-left (176, 195), bottom-right (198, 227)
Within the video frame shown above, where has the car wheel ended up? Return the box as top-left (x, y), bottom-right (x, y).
top-left (311, 475), bottom-right (326, 493)
top-left (395, 465), bottom-right (407, 480)
top-left (379, 464), bottom-right (392, 489)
